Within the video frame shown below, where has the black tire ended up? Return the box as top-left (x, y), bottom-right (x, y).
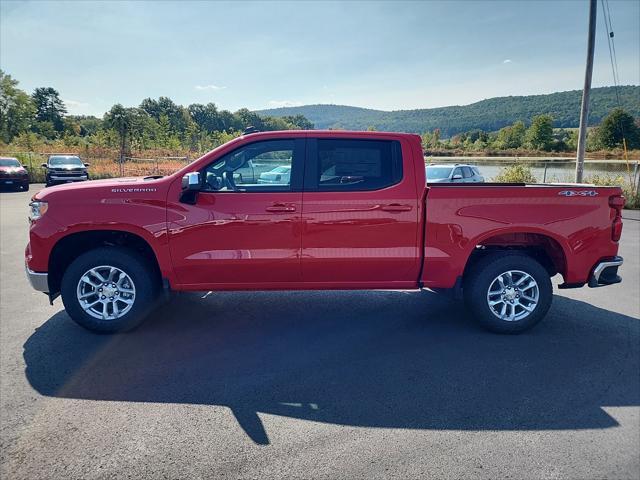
top-left (463, 252), bottom-right (552, 334)
top-left (22, 183), bottom-right (30, 192)
top-left (61, 247), bottom-right (159, 333)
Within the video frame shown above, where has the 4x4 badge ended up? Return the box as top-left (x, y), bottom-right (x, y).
top-left (558, 190), bottom-right (598, 197)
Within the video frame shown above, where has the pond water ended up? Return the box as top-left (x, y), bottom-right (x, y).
top-left (426, 157), bottom-right (639, 183)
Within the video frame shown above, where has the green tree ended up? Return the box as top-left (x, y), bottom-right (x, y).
top-left (31, 87), bottom-right (67, 133)
top-left (0, 70), bottom-right (36, 143)
top-left (282, 114), bottom-right (314, 130)
top-left (493, 163), bottom-right (537, 183)
top-left (188, 103), bottom-right (222, 133)
top-left (140, 96), bottom-right (187, 134)
top-left (597, 108), bottom-right (640, 149)
top-left (156, 114), bottom-right (172, 148)
top-left (494, 121), bottom-right (526, 149)
top-left (235, 108), bottom-right (264, 130)
top-left (525, 114), bottom-right (554, 150)
top-left (104, 104), bottom-right (133, 159)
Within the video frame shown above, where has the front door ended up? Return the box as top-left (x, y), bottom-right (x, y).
top-left (167, 138), bottom-right (305, 289)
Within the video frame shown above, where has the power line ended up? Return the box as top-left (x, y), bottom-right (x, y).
top-left (601, 0), bottom-right (621, 106)
top-left (600, 0), bottom-right (636, 193)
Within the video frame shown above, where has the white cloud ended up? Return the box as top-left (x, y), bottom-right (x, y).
top-left (503, 59), bottom-right (512, 64)
top-left (194, 84), bottom-right (227, 91)
top-left (63, 99), bottom-right (90, 114)
top-left (267, 100), bottom-right (303, 108)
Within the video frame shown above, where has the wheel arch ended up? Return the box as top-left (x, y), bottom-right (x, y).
top-left (48, 229), bottom-right (163, 296)
top-left (463, 229), bottom-right (569, 282)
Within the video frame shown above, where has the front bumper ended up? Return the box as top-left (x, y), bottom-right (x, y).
top-left (49, 175), bottom-right (88, 182)
top-left (1, 177), bottom-right (28, 185)
top-left (26, 265), bottom-right (49, 292)
top-left (588, 256), bottom-right (623, 288)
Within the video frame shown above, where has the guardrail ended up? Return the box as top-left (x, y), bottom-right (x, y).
top-left (426, 156), bottom-right (640, 184)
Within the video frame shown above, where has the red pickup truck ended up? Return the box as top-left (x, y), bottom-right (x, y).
top-left (25, 130), bottom-right (624, 334)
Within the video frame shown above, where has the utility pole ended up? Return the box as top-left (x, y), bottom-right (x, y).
top-left (575, 0), bottom-right (597, 183)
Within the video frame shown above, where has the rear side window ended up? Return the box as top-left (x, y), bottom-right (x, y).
top-left (311, 139), bottom-right (403, 191)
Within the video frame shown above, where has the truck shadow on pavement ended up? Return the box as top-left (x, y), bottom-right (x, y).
top-left (23, 290), bottom-right (639, 445)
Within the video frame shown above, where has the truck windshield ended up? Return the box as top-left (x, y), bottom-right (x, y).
top-left (49, 156), bottom-right (83, 166)
top-left (426, 166), bottom-right (452, 179)
top-left (0, 158), bottom-right (20, 167)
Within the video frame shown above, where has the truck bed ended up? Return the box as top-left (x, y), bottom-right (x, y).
top-left (422, 183), bottom-right (623, 289)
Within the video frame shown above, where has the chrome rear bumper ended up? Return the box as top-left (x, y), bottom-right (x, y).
top-left (26, 266), bottom-right (49, 292)
top-left (588, 256), bottom-right (623, 288)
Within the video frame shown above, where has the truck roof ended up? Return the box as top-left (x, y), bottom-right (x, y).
top-left (240, 129), bottom-right (421, 140)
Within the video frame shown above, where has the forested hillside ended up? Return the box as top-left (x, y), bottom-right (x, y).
top-left (258, 86), bottom-right (640, 136)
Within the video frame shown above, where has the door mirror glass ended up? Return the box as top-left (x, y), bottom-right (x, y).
top-left (41, 163), bottom-right (48, 168)
top-left (181, 172), bottom-right (202, 191)
top-left (452, 174), bottom-right (463, 180)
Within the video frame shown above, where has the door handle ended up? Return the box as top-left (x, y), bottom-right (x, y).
top-left (380, 204), bottom-right (412, 212)
top-left (266, 204), bottom-right (296, 212)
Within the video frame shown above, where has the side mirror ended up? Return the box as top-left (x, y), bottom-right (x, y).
top-left (180, 172), bottom-right (201, 205)
top-left (41, 163), bottom-right (48, 168)
top-left (181, 172), bottom-right (202, 191)
top-left (84, 163), bottom-right (90, 167)
top-left (452, 174), bottom-right (463, 180)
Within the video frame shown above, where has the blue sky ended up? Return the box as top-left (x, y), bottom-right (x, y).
top-left (1, 0), bottom-right (638, 116)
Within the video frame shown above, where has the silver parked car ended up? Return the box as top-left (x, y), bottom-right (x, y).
top-left (426, 164), bottom-right (485, 183)
top-left (258, 165), bottom-right (292, 185)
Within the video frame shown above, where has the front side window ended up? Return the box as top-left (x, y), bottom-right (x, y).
top-left (313, 139), bottom-right (402, 191)
top-left (426, 166), bottom-right (453, 180)
top-left (462, 166), bottom-right (473, 178)
top-left (202, 139), bottom-right (295, 192)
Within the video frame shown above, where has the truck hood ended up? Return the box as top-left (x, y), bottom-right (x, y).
top-left (35, 176), bottom-right (167, 201)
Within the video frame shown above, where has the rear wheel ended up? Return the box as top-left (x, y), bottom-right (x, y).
top-left (61, 247), bottom-right (158, 333)
top-left (464, 253), bottom-right (552, 334)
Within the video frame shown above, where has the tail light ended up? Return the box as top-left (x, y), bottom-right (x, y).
top-left (609, 195), bottom-right (625, 242)
top-left (609, 195), bottom-right (625, 209)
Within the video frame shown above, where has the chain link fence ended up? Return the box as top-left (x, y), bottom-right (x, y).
top-left (1, 152), bottom-right (192, 183)
top-left (3, 151), bottom-right (638, 193)
top-left (426, 156), bottom-right (639, 184)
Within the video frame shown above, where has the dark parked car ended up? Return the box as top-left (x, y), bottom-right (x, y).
top-left (0, 157), bottom-right (30, 191)
top-left (42, 155), bottom-right (89, 187)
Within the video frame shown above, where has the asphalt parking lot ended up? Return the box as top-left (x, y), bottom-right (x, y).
top-left (1, 185), bottom-right (639, 479)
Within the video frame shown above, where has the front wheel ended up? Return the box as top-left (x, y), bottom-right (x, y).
top-left (61, 247), bottom-right (159, 333)
top-left (464, 253), bottom-right (553, 334)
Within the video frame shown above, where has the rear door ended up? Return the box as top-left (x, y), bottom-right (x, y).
top-left (301, 136), bottom-right (421, 288)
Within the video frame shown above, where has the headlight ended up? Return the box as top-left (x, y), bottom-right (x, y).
top-left (29, 201), bottom-right (48, 222)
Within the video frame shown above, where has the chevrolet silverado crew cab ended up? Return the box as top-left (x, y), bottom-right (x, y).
top-left (25, 130), bottom-right (625, 334)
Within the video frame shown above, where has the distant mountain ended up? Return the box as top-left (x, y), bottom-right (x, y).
top-left (257, 86), bottom-right (640, 137)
